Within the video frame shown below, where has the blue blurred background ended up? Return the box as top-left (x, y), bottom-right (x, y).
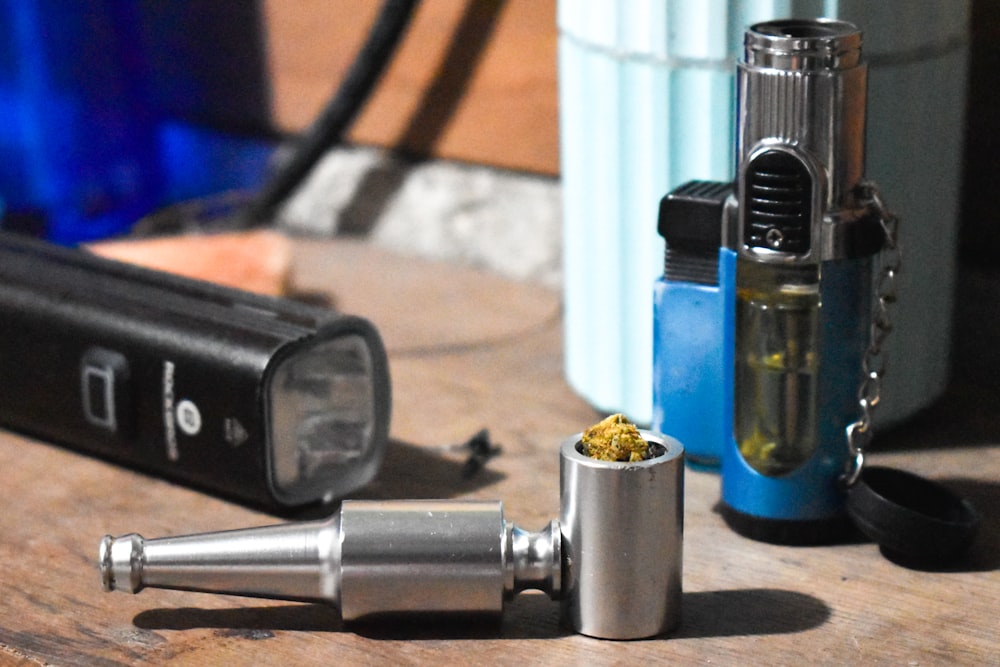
top-left (0, 0), bottom-right (274, 244)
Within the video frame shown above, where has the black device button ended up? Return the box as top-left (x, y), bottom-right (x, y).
top-left (81, 347), bottom-right (130, 435)
top-left (85, 371), bottom-right (111, 424)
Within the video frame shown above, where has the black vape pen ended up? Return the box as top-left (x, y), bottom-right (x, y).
top-left (0, 233), bottom-right (390, 510)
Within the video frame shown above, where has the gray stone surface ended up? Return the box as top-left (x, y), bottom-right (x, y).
top-left (277, 146), bottom-right (563, 288)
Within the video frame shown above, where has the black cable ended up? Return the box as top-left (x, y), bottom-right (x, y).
top-left (240, 0), bottom-right (420, 226)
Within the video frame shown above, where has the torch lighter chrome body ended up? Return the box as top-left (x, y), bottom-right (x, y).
top-left (721, 19), bottom-right (882, 543)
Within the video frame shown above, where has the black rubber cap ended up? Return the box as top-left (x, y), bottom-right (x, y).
top-left (846, 466), bottom-right (980, 568)
top-left (658, 181), bottom-right (730, 251)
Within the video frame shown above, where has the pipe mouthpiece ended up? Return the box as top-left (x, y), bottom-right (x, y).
top-left (99, 533), bottom-right (145, 594)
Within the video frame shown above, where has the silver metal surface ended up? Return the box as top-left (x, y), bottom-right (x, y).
top-left (101, 500), bottom-right (561, 622)
top-left (736, 19), bottom-right (868, 263)
top-left (101, 518), bottom-right (342, 602)
top-left (340, 500), bottom-right (503, 619)
top-left (100, 431), bottom-right (684, 640)
top-left (507, 521), bottom-right (561, 598)
top-left (559, 430), bottom-right (685, 639)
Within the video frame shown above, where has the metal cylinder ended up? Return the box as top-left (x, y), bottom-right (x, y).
top-left (339, 500), bottom-right (507, 620)
top-left (559, 430), bottom-right (684, 639)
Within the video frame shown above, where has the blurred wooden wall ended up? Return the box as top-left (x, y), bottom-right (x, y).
top-left (263, 1), bottom-right (1000, 266)
top-left (263, 0), bottom-right (560, 175)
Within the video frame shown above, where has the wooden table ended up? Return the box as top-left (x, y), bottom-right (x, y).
top-left (1, 239), bottom-right (997, 664)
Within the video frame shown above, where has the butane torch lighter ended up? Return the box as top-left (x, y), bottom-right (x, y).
top-left (654, 19), bottom-right (885, 544)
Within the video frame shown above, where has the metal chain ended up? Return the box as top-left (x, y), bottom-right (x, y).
top-left (842, 181), bottom-right (902, 487)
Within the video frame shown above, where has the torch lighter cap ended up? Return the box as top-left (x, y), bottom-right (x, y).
top-left (745, 19), bottom-right (862, 70)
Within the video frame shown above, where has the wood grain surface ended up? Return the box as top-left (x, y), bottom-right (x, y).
top-left (0, 238), bottom-right (997, 665)
top-left (263, 0), bottom-right (560, 175)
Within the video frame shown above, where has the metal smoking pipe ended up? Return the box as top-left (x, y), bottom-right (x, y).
top-left (100, 433), bottom-right (684, 640)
